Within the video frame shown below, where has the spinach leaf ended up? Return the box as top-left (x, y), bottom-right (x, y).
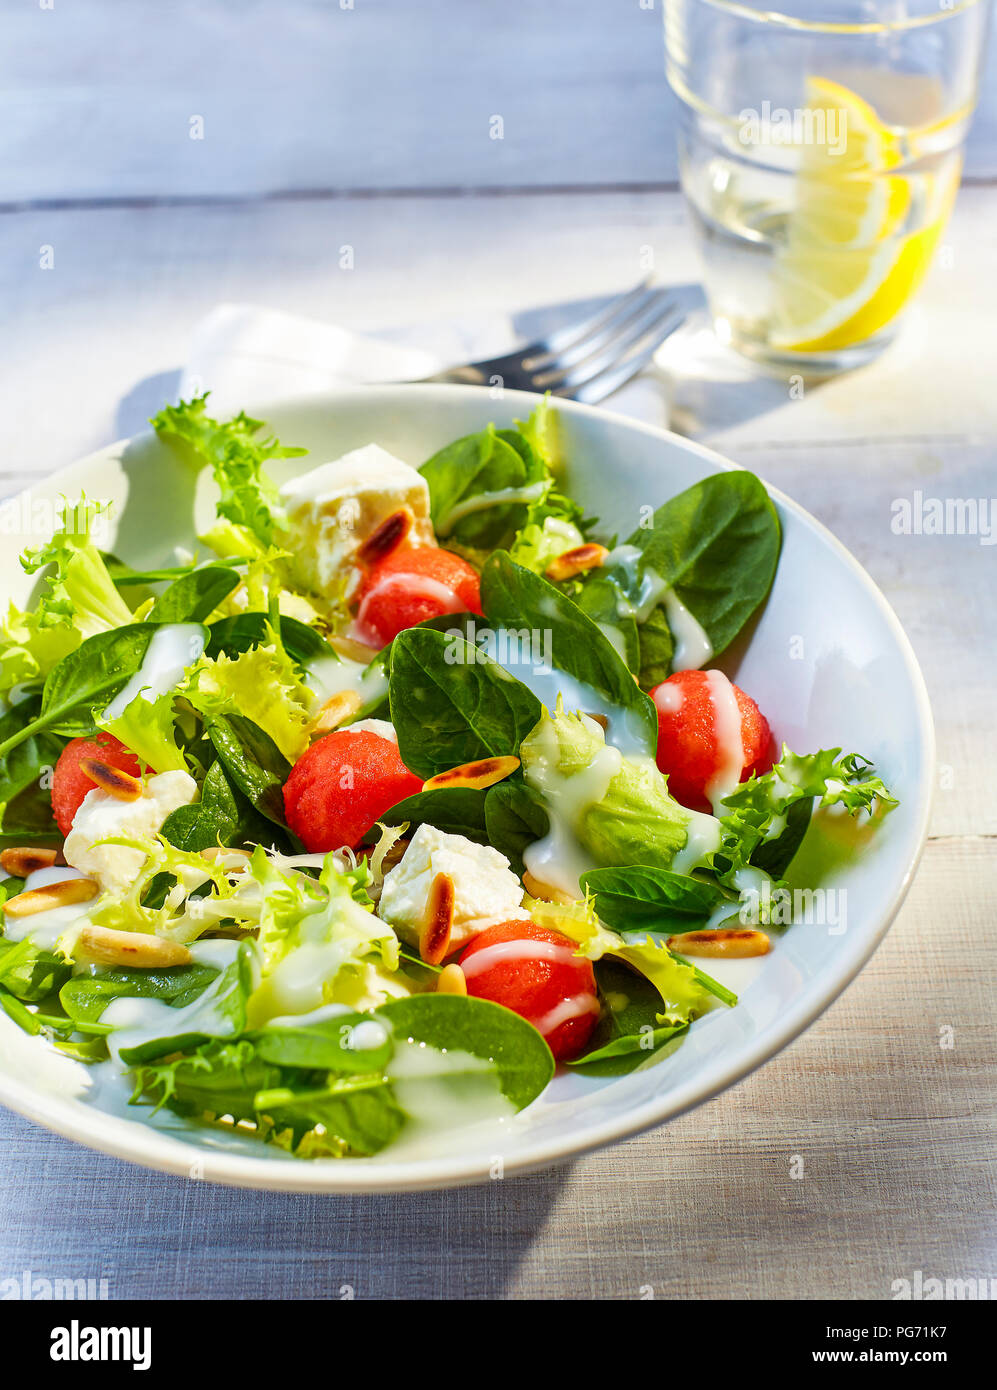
top-left (622, 471), bottom-right (781, 685)
top-left (0, 626), bottom-right (158, 762)
top-left (147, 566), bottom-right (242, 624)
top-left (203, 713), bottom-right (294, 833)
top-left (374, 786), bottom-right (490, 840)
top-left (0, 697), bottom-right (63, 840)
top-left (574, 574), bottom-right (641, 672)
top-left (480, 551), bottom-right (658, 754)
top-left (419, 424), bottom-right (548, 551)
top-left (136, 1039), bottom-right (404, 1155)
top-left (581, 864), bottom-right (728, 934)
top-left (0, 982), bottom-right (44, 1035)
top-left (0, 935), bottom-right (71, 1003)
top-left (568, 959), bottom-right (687, 1076)
top-left (206, 612), bottom-right (338, 668)
top-left (389, 627), bottom-right (541, 780)
top-left (255, 1012), bottom-right (392, 1073)
top-left (137, 1040), bottom-right (282, 1126)
top-left (117, 945), bottom-right (256, 1064)
top-left (105, 556), bottom-right (244, 585)
top-left (483, 780), bottom-right (550, 876)
top-left (263, 1080), bottom-right (405, 1154)
top-left (60, 961), bottom-right (221, 1025)
top-left (161, 758), bottom-right (274, 852)
top-left (376, 993), bottom-right (554, 1110)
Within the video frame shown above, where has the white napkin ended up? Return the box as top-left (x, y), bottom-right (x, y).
top-left (178, 301), bottom-right (674, 428)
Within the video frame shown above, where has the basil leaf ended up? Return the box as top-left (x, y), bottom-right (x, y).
top-left (574, 573), bottom-right (641, 673)
top-left (117, 946), bottom-right (255, 1064)
top-left (376, 994), bottom-right (554, 1110)
top-left (262, 1080), bottom-right (405, 1155)
top-left (581, 865), bottom-right (728, 933)
top-left (389, 627), bottom-right (542, 780)
top-left (480, 550), bottom-right (658, 754)
top-left (147, 566), bottom-right (241, 624)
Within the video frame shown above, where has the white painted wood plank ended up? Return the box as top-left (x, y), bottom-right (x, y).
top-left (3, 0), bottom-right (997, 200)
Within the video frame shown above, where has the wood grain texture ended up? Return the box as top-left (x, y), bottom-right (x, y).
top-left (0, 180), bottom-right (993, 1299)
top-left (3, 0), bottom-right (997, 202)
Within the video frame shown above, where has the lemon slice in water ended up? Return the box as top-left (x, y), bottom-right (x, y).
top-left (770, 76), bottom-right (955, 354)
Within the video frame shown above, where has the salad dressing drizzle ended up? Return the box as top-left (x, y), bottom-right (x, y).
top-left (703, 670), bottom-right (746, 812)
top-left (105, 623), bottom-right (207, 719)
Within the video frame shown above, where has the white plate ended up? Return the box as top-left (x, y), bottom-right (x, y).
top-left (0, 385), bottom-right (933, 1191)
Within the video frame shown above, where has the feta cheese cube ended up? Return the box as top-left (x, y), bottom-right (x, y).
top-left (279, 444), bottom-right (434, 599)
top-left (378, 824), bottom-right (529, 948)
top-left (63, 770), bottom-right (199, 896)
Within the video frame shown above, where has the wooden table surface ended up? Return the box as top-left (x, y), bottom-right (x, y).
top-left (0, 1), bottom-right (994, 1300)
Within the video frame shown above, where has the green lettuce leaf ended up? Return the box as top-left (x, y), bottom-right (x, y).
top-left (181, 643), bottom-right (312, 762)
top-left (716, 746), bottom-right (898, 875)
top-left (151, 395), bottom-right (306, 549)
top-left (1, 498), bottom-right (136, 697)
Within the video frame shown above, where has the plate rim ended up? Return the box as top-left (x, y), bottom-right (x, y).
top-left (0, 383), bottom-right (935, 1192)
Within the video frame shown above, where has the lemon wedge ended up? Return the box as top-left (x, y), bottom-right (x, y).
top-left (769, 76), bottom-right (955, 353)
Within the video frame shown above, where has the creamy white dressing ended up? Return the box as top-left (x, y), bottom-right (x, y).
top-left (435, 481), bottom-right (548, 536)
top-left (493, 631), bottom-right (650, 759)
top-left (651, 681), bottom-right (684, 715)
top-left (670, 806), bottom-right (723, 875)
top-left (604, 546), bottom-right (713, 671)
top-left (105, 622), bottom-right (207, 719)
top-left (531, 992), bottom-right (600, 1035)
top-left (306, 654), bottom-right (389, 712)
top-left (459, 937), bottom-right (580, 979)
top-left (661, 590), bottom-right (714, 671)
top-left (345, 718), bottom-right (397, 743)
top-left (703, 669), bottom-right (745, 811)
top-left (101, 939), bottom-right (242, 1063)
top-left (384, 1039), bottom-right (517, 1142)
top-left (349, 1019), bottom-right (389, 1051)
top-left (604, 545), bottom-right (667, 623)
top-left (522, 714), bottom-right (623, 897)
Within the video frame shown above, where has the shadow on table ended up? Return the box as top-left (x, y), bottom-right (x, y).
top-left (115, 371), bottom-right (183, 442)
top-left (101, 1158), bottom-right (571, 1300)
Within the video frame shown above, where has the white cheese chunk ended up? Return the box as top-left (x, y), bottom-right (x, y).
top-left (378, 823), bottom-right (528, 948)
top-left (63, 770), bottom-right (199, 897)
top-left (279, 444), bottom-right (434, 599)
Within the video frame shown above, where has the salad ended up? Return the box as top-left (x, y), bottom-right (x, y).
top-left (0, 396), bottom-right (896, 1160)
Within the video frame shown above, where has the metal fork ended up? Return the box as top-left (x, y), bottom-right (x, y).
top-left (415, 281), bottom-right (690, 403)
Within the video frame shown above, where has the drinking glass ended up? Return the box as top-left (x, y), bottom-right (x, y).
top-left (664, 0), bottom-right (991, 372)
